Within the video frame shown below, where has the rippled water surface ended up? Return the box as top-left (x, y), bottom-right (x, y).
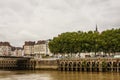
top-left (0, 70), bottom-right (120, 80)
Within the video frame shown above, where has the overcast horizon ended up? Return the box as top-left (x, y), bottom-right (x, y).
top-left (0, 0), bottom-right (120, 47)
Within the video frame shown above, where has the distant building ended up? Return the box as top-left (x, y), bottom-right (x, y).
top-left (23, 41), bottom-right (35, 56)
top-left (0, 42), bottom-right (11, 56)
top-left (34, 40), bottom-right (51, 58)
top-left (11, 47), bottom-right (23, 56)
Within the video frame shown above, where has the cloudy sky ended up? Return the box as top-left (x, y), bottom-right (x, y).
top-left (0, 0), bottom-right (120, 46)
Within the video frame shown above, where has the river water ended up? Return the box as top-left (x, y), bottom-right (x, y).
top-left (0, 70), bottom-right (120, 80)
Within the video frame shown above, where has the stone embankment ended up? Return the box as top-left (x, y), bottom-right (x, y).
top-left (0, 56), bottom-right (120, 72)
top-left (0, 56), bottom-right (36, 70)
top-left (58, 58), bottom-right (120, 72)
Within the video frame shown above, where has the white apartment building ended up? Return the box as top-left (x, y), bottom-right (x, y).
top-left (0, 42), bottom-right (11, 56)
top-left (34, 40), bottom-right (51, 58)
top-left (11, 47), bottom-right (24, 56)
top-left (23, 41), bottom-right (35, 56)
top-left (23, 40), bottom-right (51, 57)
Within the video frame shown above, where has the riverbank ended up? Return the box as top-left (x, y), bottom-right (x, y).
top-left (0, 57), bottom-right (120, 72)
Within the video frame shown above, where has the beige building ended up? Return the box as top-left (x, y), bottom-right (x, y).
top-left (34, 40), bottom-right (51, 58)
top-left (0, 42), bottom-right (11, 56)
top-left (11, 47), bottom-right (23, 56)
top-left (23, 41), bottom-right (35, 56)
top-left (23, 40), bottom-right (51, 57)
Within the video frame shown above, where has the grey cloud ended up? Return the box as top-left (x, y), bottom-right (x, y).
top-left (0, 0), bottom-right (120, 46)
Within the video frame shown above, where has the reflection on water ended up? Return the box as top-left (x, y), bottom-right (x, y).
top-left (0, 70), bottom-right (120, 80)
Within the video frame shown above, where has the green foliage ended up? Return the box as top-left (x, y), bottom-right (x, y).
top-left (102, 61), bottom-right (107, 68)
top-left (82, 61), bottom-right (87, 67)
top-left (48, 28), bottom-right (120, 55)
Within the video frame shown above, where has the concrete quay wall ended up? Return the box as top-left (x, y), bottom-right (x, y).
top-left (58, 58), bottom-right (120, 72)
top-left (35, 59), bottom-right (58, 70)
top-left (1, 57), bottom-right (120, 72)
top-left (0, 58), bottom-right (36, 70)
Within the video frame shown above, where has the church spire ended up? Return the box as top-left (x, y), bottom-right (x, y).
top-left (95, 24), bottom-right (98, 32)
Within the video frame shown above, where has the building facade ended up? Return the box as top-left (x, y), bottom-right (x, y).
top-left (23, 41), bottom-right (35, 56)
top-left (0, 42), bottom-right (11, 56)
top-left (11, 47), bottom-right (23, 56)
top-left (34, 40), bottom-right (51, 57)
top-left (0, 40), bottom-right (52, 57)
top-left (23, 40), bottom-right (51, 58)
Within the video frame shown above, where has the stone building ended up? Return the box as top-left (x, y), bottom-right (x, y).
top-left (11, 47), bottom-right (23, 56)
top-left (23, 40), bottom-right (51, 58)
top-left (0, 42), bottom-right (11, 56)
top-left (34, 40), bottom-right (51, 58)
top-left (23, 41), bottom-right (35, 56)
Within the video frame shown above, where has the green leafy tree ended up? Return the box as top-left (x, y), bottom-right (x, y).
top-left (49, 28), bottom-right (120, 57)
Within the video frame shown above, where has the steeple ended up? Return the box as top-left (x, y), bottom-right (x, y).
top-left (95, 24), bottom-right (98, 32)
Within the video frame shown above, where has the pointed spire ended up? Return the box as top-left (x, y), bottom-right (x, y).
top-left (95, 24), bottom-right (98, 32)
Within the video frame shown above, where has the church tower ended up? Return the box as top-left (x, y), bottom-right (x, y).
top-left (95, 24), bottom-right (98, 32)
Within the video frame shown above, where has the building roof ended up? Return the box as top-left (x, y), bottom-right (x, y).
top-left (11, 47), bottom-right (23, 51)
top-left (24, 41), bottom-right (35, 46)
top-left (36, 40), bottom-right (46, 45)
top-left (0, 42), bottom-right (11, 46)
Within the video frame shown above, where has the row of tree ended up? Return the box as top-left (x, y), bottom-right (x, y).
top-left (48, 28), bottom-right (120, 55)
